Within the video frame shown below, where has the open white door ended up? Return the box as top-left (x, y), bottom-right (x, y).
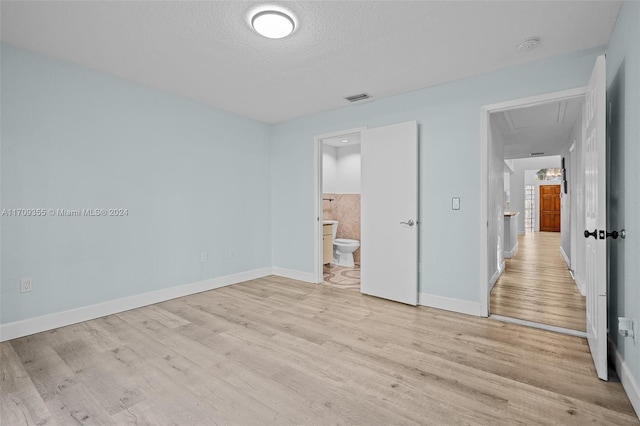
top-left (361, 121), bottom-right (418, 305)
top-left (584, 55), bottom-right (608, 380)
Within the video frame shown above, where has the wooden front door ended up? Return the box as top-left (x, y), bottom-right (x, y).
top-left (540, 185), bottom-right (561, 232)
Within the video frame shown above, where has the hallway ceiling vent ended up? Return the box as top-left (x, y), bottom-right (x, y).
top-left (517, 37), bottom-right (541, 52)
top-left (344, 93), bottom-right (371, 103)
top-left (530, 152), bottom-right (545, 157)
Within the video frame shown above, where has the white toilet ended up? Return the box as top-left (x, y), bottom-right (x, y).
top-left (333, 239), bottom-right (360, 267)
top-left (326, 221), bottom-right (360, 267)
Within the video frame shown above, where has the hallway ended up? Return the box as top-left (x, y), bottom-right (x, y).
top-left (491, 232), bottom-right (586, 332)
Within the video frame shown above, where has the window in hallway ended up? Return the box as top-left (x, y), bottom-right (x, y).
top-left (525, 184), bottom-right (535, 232)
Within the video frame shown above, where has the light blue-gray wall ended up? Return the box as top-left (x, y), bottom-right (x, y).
top-left (606, 0), bottom-right (640, 400)
top-left (271, 47), bottom-right (603, 302)
top-left (1, 44), bottom-right (272, 324)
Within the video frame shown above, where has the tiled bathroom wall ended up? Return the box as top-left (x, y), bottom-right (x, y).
top-left (323, 193), bottom-right (361, 264)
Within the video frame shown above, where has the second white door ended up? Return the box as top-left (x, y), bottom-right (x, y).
top-left (584, 55), bottom-right (608, 380)
top-left (361, 121), bottom-right (419, 305)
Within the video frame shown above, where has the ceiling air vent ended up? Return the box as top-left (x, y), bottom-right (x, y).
top-left (530, 152), bottom-right (545, 157)
top-left (344, 93), bottom-right (371, 103)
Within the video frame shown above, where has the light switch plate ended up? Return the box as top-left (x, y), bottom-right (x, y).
top-left (21, 278), bottom-right (33, 293)
top-left (452, 197), bottom-right (461, 210)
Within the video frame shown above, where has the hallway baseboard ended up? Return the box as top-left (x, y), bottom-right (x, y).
top-left (609, 337), bottom-right (640, 419)
top-left (419, 293), bottom-right (482, 316)
top-left (560, 245), bottom-right (571, 268)
top-left (489, 260), bottom-right (505, 291)
top-left (574, 274), bottom-right (587, 296)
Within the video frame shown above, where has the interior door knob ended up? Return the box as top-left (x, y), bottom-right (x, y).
top-left (607, 229), bottom-right (626, 239)
top-left (400, 219), bottom-right (415, 226)
top-left (584, 229), bottom-right (597, 239)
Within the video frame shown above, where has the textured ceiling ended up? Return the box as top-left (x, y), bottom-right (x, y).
top-left (0, 1), bottom-right (622, 123)
top-left (494, 98), bottom-right (583, 160)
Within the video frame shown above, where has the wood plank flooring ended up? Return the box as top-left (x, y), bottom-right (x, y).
top-left (2, 275), bottom-right (637, 425)
top-left (491, 232), bottom-right (587, 332)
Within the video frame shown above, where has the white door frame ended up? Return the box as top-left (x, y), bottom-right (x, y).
top-left (313, 127), bottom-right (366, 283)
top-left (480, 87), bottom-right (587, 316)
top-left (569, 141), bottom-right (577, 274)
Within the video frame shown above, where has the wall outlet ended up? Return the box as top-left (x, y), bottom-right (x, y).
top-left (200, 252), bottom-right (208, 263)
top-left (21, 278), bottom-right (33, 293)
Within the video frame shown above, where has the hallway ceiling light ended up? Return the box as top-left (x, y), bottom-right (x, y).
top-left (251, 10), bottom-right (295, 39)
top-left (341, 139), bottom-right (349, 144)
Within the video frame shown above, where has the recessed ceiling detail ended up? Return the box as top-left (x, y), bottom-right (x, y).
top-left (323, 133), bottom-right (361, 147)
top-left (493, 97), bottom-right (583, 159)
top-left (503, 100), bottom-right (575, 130)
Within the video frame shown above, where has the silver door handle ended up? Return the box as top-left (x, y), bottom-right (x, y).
top-left (400, 219), bottom-right (415, 226)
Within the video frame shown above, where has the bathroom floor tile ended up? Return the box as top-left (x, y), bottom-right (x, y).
top-left (323, 263), bottom-right (360, 292)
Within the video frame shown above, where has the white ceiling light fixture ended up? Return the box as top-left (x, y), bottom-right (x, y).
top-left (517, 36), bottom-right (541, 52)
top-left (251, 9), bottom-right (295, 39)
top-left (341, 139), bottom-right (349, 144)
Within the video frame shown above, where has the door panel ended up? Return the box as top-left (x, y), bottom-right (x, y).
top-left (360, 121), bottom-right (418, 305)
top-left (540, 185), bottom-right (561, 232)
top-left (584, 55), bottom-right (607, 380)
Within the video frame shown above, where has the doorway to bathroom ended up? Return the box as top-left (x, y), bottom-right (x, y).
top-left (319, 130), bottom-right (363, 292)
top-left (314, 121), bottom-right (419, 305)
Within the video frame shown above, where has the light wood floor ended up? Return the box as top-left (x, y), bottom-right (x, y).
top-left (491, 232), bottom-right (587, 332)
top-left (2, 276), bottom-right (637, 425)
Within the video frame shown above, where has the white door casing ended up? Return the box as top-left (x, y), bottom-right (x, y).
top-left (584, 55), bottom-right (608, 381)
top-left (314, 127), bottom-right (366, 283)
top-left (360, 121), bottom-right (419, 305)
top-left (480, 86), bottom-right (587, 316)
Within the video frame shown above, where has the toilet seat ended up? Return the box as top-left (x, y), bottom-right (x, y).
top-left (334, 238), bottom-right (359, 247)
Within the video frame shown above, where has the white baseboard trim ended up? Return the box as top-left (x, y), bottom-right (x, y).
top-left (560, 246), bottom-right (571, 268)
top-left (271, 267), bottom-right (316, 283)
top-left (419, 293), bottom-right (482, 317)
top-left (0, 267), bottom-right (272, 342)
top-left (609, 337), bottom-right (640, 419)
top-left (503, 242), bottom-right (518, 259)
top-left (574, 274), bottom-right (586, 296)
top-left (489, 260), bottom-right (506, 291)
